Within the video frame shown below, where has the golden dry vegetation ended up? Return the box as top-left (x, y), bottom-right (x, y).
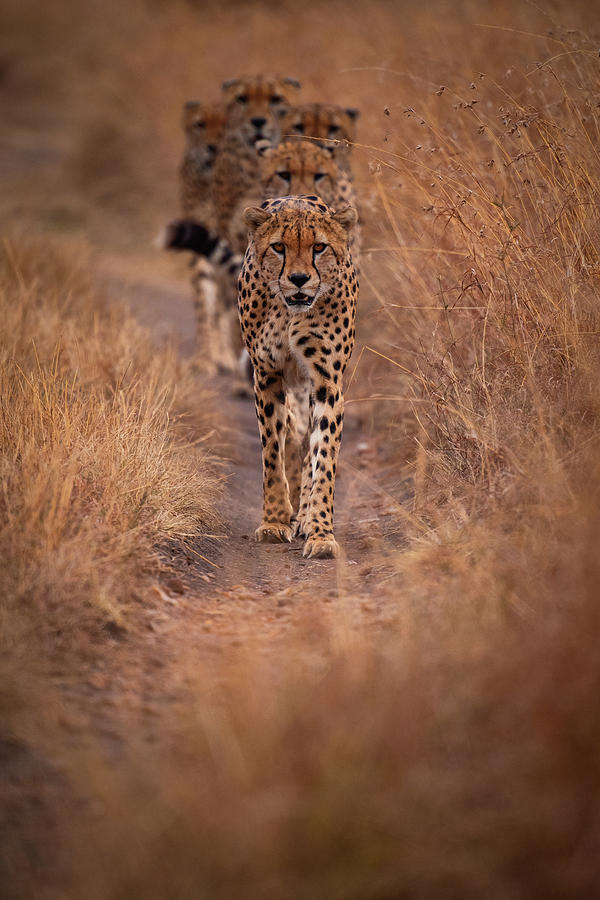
top-left (0, 233), bottom-right (222, 892)
top-left (2, 0), bottom-right (600, 897)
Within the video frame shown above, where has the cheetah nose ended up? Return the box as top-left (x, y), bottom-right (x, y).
top-left (290, 272), bottom-right (310, 288)
top-left (251, 117), bottom-right (267, 129)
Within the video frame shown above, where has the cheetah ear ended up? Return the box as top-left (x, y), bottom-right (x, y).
top-left (282, 77), bottom-right (301, 90)
top-left (345, 108), bottom-right (360, 120)
top-left (243, 206), bottom-right (271, 232)
top-left (182, 100), bottom-right (201, 127)
top-left (332, 205), bottom-right (358, 232)
top-left (221, 78), bottom-right (241, 92)
top-left (255, 139), bottom-right (273, 157)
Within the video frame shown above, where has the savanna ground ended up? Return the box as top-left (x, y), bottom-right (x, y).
top-left (2, 0), bottom-right (600, 897)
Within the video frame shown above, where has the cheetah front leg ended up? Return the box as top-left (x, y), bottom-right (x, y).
top-left (253, 372), bottom-right (294, 544)
top-left (302, 381), bottom-right (345, 560)
top-left (191, 257), bottom-right (220, 374)
top-left (284, 400), bottom-right (302, 515)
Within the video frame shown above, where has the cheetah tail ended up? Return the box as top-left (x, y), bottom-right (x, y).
top-left (157, 219), bottom-right (243, 280)
top-left (157, 219), bottom-right (220, 254)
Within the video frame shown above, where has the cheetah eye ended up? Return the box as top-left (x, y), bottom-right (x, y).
top-left (236, 94), bottom-right (249, 104)
top-left (293, 123), bottom-right (305, 133)
top-left (313, 243), bottom-right (327, 254)
top-left (277, 171), bottom-right (291, 182)
top-left (314, 173), bottom-right (326, 182)
top-left (271, 242), bottom-right (285, 254)
top-left (328, 124), bottom-right (340, 135)
top-left (193, 120), bottom-right (206, 129)
top-left (270, 94), bottom-right (284, 104)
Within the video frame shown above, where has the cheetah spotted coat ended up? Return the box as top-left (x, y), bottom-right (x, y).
top-left (239, 195), bottom-right (358, 559)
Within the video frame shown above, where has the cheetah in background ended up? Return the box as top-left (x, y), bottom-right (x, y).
top-left (276, 102), bottom-right (360, 172)
top-left (212, 75), bottom-right (301, 244)
top-left (175, 100), bottom-right (229, 372)
top-left (179, 100), bottom-right (226, 221)
top-left (228, 139), bottom-right (360, 257)
top-left (239, 196), bottom-right (358, 559)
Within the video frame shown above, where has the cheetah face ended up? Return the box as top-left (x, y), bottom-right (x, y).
top-left (259, 141), bottom-right (340, 208)
top-left (244, 197), bottom-right (357, 311)
top-left (268, 234), bottom-right (331, 308)
top-left (277, 103), bottom-right (360, 154)
top-left (182, 101), bottom-right (226, 168)
top-left (221, 75), bottom-right (301, 148)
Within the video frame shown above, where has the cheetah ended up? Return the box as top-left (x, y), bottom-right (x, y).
top-left (212, 75), bottom-right (301, 243)
top-left (277, 103), bottom-right (360, 172)
top-left (179, 100), bottom-right (227, 221)
top-left (228, 139), bottom-right (359, 257)
top-left (176, 100), bottom-right (231, 371)
top-left (239, 195), bottom-right (359, 559)
top-left (157, 100), bottom-right (228, 372)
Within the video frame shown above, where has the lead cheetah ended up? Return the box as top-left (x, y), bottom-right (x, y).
top-left (239, 195), bottom-right (358, 559)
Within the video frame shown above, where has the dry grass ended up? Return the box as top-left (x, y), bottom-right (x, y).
top-left (2, 0), bottom-right (600, 897)
top-left (360, 24), bottom-right (600, 513)
top-left (0, 230), bottom-right (220, 649)
top-left (0, 228), bottom-right (223, 896)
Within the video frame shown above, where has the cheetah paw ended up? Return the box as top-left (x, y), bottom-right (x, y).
top-left (255, 523), bottom-right (293, 544)
top-left (302, 536), bottom-right (340, 559)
